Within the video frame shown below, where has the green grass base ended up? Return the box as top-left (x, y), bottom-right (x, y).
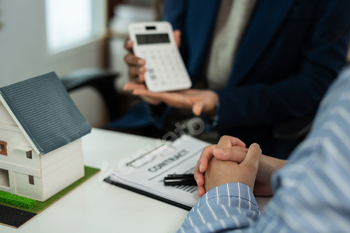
top-left (0, 166), bottom-right (99, 213)
top-left (0, 191), bottom-right (36, 209)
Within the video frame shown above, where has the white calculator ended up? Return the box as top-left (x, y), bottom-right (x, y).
top-left (129, 22), bottom-right (192, 93)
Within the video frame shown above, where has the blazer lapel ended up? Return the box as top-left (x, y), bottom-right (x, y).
top-left (229, 0), bottom-right (296, 86)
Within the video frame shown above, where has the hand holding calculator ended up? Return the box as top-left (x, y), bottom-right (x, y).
top-left (128, 22), bottom-right (192, 93)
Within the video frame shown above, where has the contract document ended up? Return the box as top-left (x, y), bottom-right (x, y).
top-left (104, 135), bottom-right (209, 210)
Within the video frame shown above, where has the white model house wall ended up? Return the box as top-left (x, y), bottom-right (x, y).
top-left (0, 102), bottom-right (42, 200)
top-left (41, 139), bottom-right (84, 201)
top-left (0, 102), bottom-right (85, 201)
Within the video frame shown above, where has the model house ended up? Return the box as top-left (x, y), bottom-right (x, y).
top-left (0, 72), bottom-right (91, 201)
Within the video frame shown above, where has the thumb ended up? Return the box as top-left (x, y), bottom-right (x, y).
top-left (124, 39), bottom-right (134, 53)
top-left (192, 101), bottom-right (204, 116)
top-left (213, 147), bottom-right (247, 163)
top-left (241, 143), bottom-right (261, 170)
top-left (174, 30), bottom-right (181, 48)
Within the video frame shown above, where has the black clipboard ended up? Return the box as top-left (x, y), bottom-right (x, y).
top-left (104, 176), bottom-right (192, 211)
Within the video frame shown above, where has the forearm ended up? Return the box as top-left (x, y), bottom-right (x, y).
top-left (254, 155), bottom-right (286, 197)
top-left (213, 79), bottom-right (331, 130)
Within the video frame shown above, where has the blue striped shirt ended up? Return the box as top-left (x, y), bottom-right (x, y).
top-left (178, 66), bottom-right (350, 233)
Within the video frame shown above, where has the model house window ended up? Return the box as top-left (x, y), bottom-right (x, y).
top-left (45, 0), bottom-right (106, 53)
top-left (0, 168), bottom-right (10, 187)
top-left (28, 175), bottom-right (34, 185)
top-left (26, 151), bottom-right (32, 159)
top-left (0, 140), bottom-right (7, 156)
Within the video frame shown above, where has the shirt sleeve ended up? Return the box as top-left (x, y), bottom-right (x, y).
top-left (178, 67), bottom-right (350, 233)
top-left (178, 183), bottom-right (260, 233)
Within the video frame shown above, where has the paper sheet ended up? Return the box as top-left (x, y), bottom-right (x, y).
top-left (109, 135), bottom-right (210, 208)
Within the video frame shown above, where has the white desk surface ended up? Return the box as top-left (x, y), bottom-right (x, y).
top-left (0, 128), bottom-right (270, 233)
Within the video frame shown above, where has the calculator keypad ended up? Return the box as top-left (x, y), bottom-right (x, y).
top-left (135, 47), bottom-right (191, 92)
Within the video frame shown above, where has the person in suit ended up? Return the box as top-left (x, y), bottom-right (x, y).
top-left (111, 0), bottom-right (350, 159)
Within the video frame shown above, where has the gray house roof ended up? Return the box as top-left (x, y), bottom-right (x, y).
top-left (0, 72), bottom-right (91, 155)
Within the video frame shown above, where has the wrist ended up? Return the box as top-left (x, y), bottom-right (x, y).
top-left (204, 91), bottom-right (219, 116)
top-left (258, 155), bottom-right (286, 182)
top-left (206, 105), bottom-right (217, 116)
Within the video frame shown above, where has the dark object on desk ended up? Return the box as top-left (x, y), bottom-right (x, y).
top-left (0, 205), bottom-right (36, 228)
top-left (164, 174), bottom-right (197, 186)
top-left (104, 176), bottom-right (192, 211)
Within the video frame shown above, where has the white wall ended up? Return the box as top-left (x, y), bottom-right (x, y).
top-left (0, 0), bottom-right (107, 127)
top-left (0, 103), bottom-right (42, 200)
top-left (0, 103), bottom-right (40, 172)
top-left (40, 139), bottom-right (82, 171)
top-left (42, 153), bottom-right (84, 201)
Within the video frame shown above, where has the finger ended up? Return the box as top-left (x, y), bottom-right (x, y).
top-left (194, 145), bottom-right (215, 191)
top-left (213, 147), bottom-right (248, 163)
top-left (138, 73), bottom-right (145, 83)
top-left (132, 89), bottom-right (162, 104)
top-left (124, 53), bottom-right (145, 67)
top-left (141, 96), bottom-right (162, 105)
top-left (124, 39), bottom-right (134, 53)
top-left (128, 66), bottom-right (146, 80)
top-left (217, 135), bottom-right (246, 149)
top-left (192, 101), bottom-right (204, 116)
top-left (242, 143), bottom-right (261, 169)
top-left (134, 90), bottom-right (193, 109)
top-left (197, 145), bottom-right (216, 173)
top-left (124, 82), bottom-right (147, 91)
top-left (133, 90), bottom-right (188, 108)
top-left (124, 83), bottom-right (163, 104)
top-left (159, 92), bottom-right (194, 109)
top-left (194, 159), bottom-right (204, 186)
top-left (174, 30), bottom-right (181, 47)
top-left (197, 186), bottom-right (206, 197)
top-left (132, 88), bottom-right (164, 98)
top-left (133, 90), bottom-right (167, 105)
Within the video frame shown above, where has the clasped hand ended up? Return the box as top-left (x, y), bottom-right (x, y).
top-left (195, 136), bottom-right (286, 197)
top-left (203, 142), bottom-right (262, 196)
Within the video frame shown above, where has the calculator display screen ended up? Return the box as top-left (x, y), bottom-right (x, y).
top-left (136, 33), bottom-right (170, 45)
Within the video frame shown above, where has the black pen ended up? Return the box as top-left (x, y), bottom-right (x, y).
top-left (163, 174), bottom-right (197, 186)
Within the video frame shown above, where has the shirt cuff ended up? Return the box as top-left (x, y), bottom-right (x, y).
top-left (178, 183), bottom-right (260, 233)
top-left (196, 183), bottom-right (259, 210)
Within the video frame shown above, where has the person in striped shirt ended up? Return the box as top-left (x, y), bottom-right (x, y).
top-left (178, 65), bottom-right (350, 233)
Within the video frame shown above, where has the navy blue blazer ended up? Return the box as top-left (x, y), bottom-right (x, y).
top-left (110, 0), bottom-right (350, 158)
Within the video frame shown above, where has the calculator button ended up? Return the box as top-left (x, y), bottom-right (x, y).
top-left (150, 75), bottom-right (157, 80)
